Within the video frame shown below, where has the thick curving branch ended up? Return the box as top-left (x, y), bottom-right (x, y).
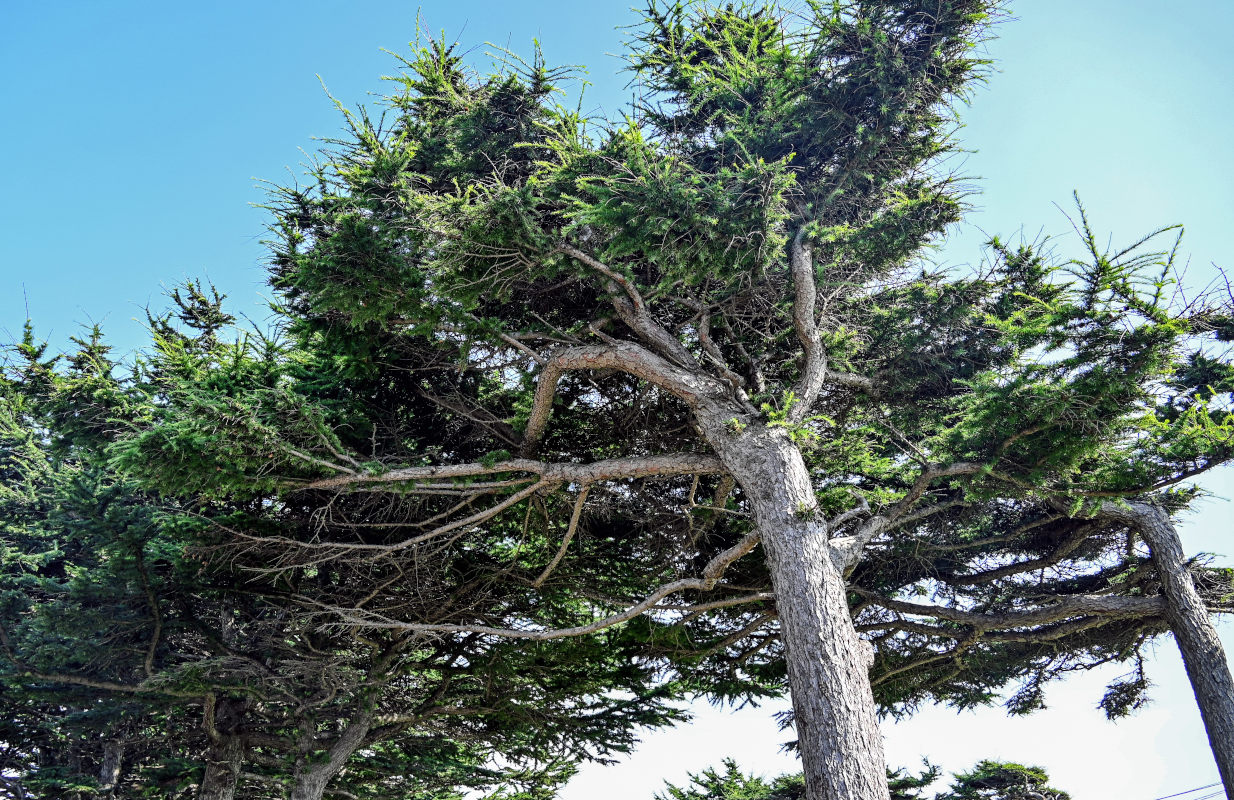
top-left (787, 229), bottom-right (876, 422)
top-left (520, 341), bottom-right (730, 454)
top-left (789, 228), bottom-right (827, 421)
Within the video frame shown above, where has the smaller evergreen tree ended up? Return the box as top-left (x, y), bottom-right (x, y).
top-left (655, 759), bottom-right (1067, 800)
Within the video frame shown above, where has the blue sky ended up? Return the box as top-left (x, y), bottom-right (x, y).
top-left (3, 2), bottom-right (1233, 798)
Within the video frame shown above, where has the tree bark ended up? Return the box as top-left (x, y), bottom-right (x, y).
top-left (197, 696), bottom-right (247, 800)
top-left (523, 337), bottom-right (891, 799)
top-left (1125, 503), bottom-right (1234, 798)
top-left (197, 736), bottom-right (242, 800)
top-left (290, 712), bottom-right (373, 800)
top-left (98, 740), bottom-right (125, 793)
top-left (705, 422), bottom-right (891, 800)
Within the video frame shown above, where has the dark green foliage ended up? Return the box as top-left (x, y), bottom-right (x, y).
top-left (1, 309), bottom-right (681, 797)
top-left (92, 0), bottom-right (1234, 729)
top-left (937, 761), bottom-right (1069, 800)
top-left (7, 0), bottom-right (1234, 796)
top-left (654, 759), bottom-right (1065, 800)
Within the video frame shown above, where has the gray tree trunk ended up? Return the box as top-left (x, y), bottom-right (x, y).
top-left (197, 696), bottom-right (246, 800)
top-left (98, 740), bottom-right (125, 793)
top-left (290, 712), bottom-right (373, 800)
top-left (197, 737), bottom-right (242, 800)
top-left (1130, 503), bottom-right (1234, 798)
top-left (704, 422), bottom-right (891, 800)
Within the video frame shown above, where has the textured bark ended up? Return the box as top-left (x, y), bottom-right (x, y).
top-left (197, 696), bottom-right (246, 800)
top-left (1127, 503), bottom-right (1234, 798)
top-left (290, 712), bottom-right (373, 800)
top-left (704, 422), bottom-right (891, 800)
top-left (98, 740), bottom-right (125, 793)
top-left (378, 332), bottom-right (891, 799)
top-left (197, 737), bottom-right (242, 800)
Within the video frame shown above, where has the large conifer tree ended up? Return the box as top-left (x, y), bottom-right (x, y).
top-left (34, 2), bottom-right (1234, 799)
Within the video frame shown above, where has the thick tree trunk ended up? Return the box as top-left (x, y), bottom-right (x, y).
top-left (98, 740), bottom-right (125, 793)
top-left (706, 423), bottom-right (890, 800)
top-left (1130, 503), bottom-right (1234, 798)
top-left (197, 696), bottom-right (247, 800)
top-left (290, 712), bottom-right (373, 800)
top-left (197, 736), bottom-right (242, 800)
top-left (764, 516), bottom-right (889, 800)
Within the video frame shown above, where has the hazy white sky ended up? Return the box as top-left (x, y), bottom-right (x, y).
top-left (4, 2), bottom-right (1232, 798)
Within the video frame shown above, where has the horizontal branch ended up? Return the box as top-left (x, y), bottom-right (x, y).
top-left (850, 586), bottom-right (1166, 631)
top-left (301, 452), bottom-right (725, 492)
top-left (16, 670), bottom-right (205, 699)
top-left (308, 529), bottom-right (763, 641)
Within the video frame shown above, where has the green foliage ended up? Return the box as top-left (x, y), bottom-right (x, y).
top-left (8, 1), bottom-right (1234, 795)
top-left (937, 761), bottom-right (1069, 800)
top-left (654, 758), bottom-right (1065, 800)
top-left (763, 392), bottom-right (833, 446)
top-left (656, 759), bottom-right (809, 800)
top-left (98, 0), bottom-right (1234, 729)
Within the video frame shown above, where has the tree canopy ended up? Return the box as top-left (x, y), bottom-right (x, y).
top-left (4, 2), bottom-right (1234, 800)
top-left (1, 309), bottom-right (681, 800)
top-left (655, 759), bottom-right (1069, 800)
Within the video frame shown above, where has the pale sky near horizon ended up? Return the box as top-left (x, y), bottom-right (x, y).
top-left (3, 2), bottom-right (1233, 798)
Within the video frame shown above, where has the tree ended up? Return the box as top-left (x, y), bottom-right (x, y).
top-left (1, 309), bottom-right (681, 800)
top-left (92, 3), bottom-right (1234, 800)
top-left (654, 758), bottom-right (1068, 800)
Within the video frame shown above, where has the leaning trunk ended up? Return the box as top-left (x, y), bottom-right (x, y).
top-left (708, 424), bottom-right (890, 800)
top-left (290, 712), bottom-right (373, 800)
top-left (1133, 504), bottom-right (1234, 798)
top-left (763, 515), bottom-right (889, 800)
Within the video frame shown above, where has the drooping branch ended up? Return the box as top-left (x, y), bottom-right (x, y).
top-left (308, 529), bottom-right (764, 641)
